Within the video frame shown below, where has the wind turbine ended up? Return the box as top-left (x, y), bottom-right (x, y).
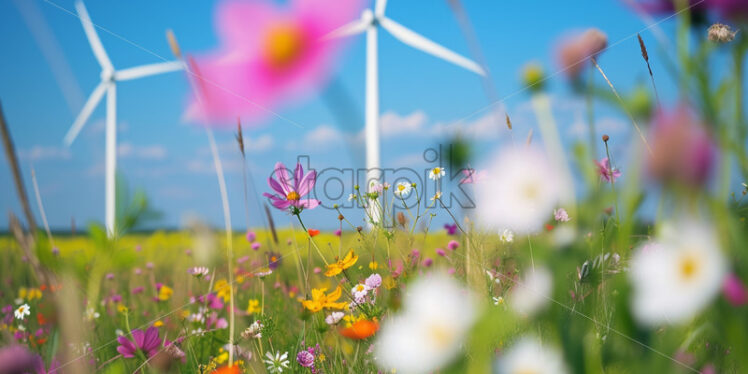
top-left (63, 0), bottom-right (183, 236)
top-left (327, 0), bottom-right (485, 185)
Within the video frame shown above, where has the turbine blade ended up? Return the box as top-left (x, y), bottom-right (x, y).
top-left (75, 0), bottom-right (113, 71)
top-left (114, 60), bottom-right (184, 81)
top-left (379, 17), bottom-right (485, 76)
top-left (322, 18), bottom-right (369, 40)
top-left (64, 81), bottom-right (107, 146)
top-left (375, 0), bottom-right (388, 17)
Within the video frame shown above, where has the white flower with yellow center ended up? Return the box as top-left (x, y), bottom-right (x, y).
top-left (375, 273), bottom-right (477, 374)
top-left (351, 283), bottom-right (370, 301)
top-left (428, 167), bottom-right (446, 180)
top-left (476, 147), bottom-right (563, 235)
top-left (499, 229), bottom-right (514, 243)
top-left (495, 337), bottom-right (568, 374)
top-left (430, 191), bottom-right (442, 202)
top-left (14, 303), bottom-right (30, 320)
top-left (630, 219), bottom-right (726, 326)
top-left (394, 182), bottom-right (413, 197)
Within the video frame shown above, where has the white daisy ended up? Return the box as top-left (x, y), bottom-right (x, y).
top-left (348, 193), bottom-right (357, 201)
top-left (493, 296), bottom-right (505, 306)
top-left (351, 283), bottom-right (370, 301)
top-left (510, 267), bottom-right (552, 316)
top-left (375, 273), bottom-right (477, 374)
top-left (430, 191), bottom-right (442, 202)
top-left (495, 337), bottom-right (568, 374)
top-left (14, 303), bottom-right (30, 320)
top-left (393, 182), bottom-right (413, 197)
top-left (263, 351), bottom-right (290, 373)
top-left (629, 219), bottom-right (726, 326)
top-left (476, 147), bottom-right (563, 234)
top-left (428, 166), bottom-right (446, 180)
top-left (499, 229), bottom-right (515, 243)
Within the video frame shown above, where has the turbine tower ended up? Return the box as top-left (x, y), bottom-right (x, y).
top-left (64, 0), bottom-right (183, 235)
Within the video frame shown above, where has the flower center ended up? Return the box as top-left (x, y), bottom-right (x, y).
top-left (398, 185), bottom-right (406, 191)
top-left (263, 22), bottom-right (305, 69)
top-left (679, 253), bottom-right (700, 281)
top-left (433, 167), bottom-right (441, 174)
top-left (286, 191), bottom-right (300, 201)
top-left (428, 323), bottom-right (455, 349)
top-left (522, 183), bottom-right (539, 200)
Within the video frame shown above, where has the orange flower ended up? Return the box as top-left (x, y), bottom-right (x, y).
top-left (324, 249), bottom-right (358, 277)
top-left (340, 319), bottom-right (379, 340)
top-left (308, 228), bottom-right (320, 237)
top-left (211, 365), bottom-right (240, 374)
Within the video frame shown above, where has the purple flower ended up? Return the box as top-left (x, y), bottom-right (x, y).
top-left (723, 273), bottom-right (748, 307)
top-left (444, 223), bottom-right (458, 235)
top-left (436, 248), bottom-right (446, 257)
top-left (334, 228), bottom-right (342, 236)
top-left (447, 240), bottom-right (459, 251)
top-left (116, 326), bottom-right (161, 358)
top-left (33, 355), bottom-right (61, 374)
top-left (251, 242), bottom-right (262, 251)
top-left (246, 230), bottom-right (256, 243)
top-left (106, 273), bottom-right (115, 280)
top-left (0, 345), bottom-right (36, 373)
top-left (459, 168), bottom-right (486, 184)
top-left (595, 158), bottom-right (621, 183)
top-left (132, 286), bottom-right (145, 295)
top-left (297, 350), bottom-right (315, 368)
top-left (365, 273), bottom-right (382, 289)
top-left (554, 208), bottom-right (570, 222)
top-left (423, 258), bottom-right (433, 267)
top-left (267, 252), bottom-right (282, 270)
top-left (264, 162), bottom-right (320, 212)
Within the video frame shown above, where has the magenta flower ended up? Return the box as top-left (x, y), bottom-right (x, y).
top-left (556, 28), bottom-right (608, 79)
top-left (264, 162), bottom-right (320, 213)
top-left (186, 0), bottom-right (362, 124)
top-left (423, 258), bottom-right (434, 267)
top-left (554, 208), bottom-right (570, 222)
top-left (444, 223), bottom-right (458, 235)
top-left (297, 350), bottom-right (314, 368)
top-left (459, 168), bottom-right (486, 184)
top-left (436, 248), bottom-right (446, 257)
top-left (723, 273), bottom-right (748, 306)
top-left (447, 240), bottom-right (460, 251)
top-left (595, 158), bottom-right (621, 183)
top-left (365, 273), bottom-right (382, 289)
top-left (246, 230), bottom-right (256, 243)
top-left (334, 228), bottom-right (342, 236)
top-left (116, 326), bottom-right (162, 358)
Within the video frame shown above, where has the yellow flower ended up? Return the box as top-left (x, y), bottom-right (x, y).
top-left (18, 288), bottom-right (42, 301)
top-left (117, 304), bottom-right (128, 314)
top-left (214, 279), bottom-right (232, 302)
top-left (214, 348), bottom-right (229, 364)
top-left (246, 299), bottom-right (261, 314)
top-left (383, 276), bottom-right (397, 290)
top-left (301, 286), bottom-right (348, 312)
top-left (158, 285), bottom-right (174, 301)
top-left (368, 261), bottom-right (378, 270)
top-left (235, 274), bottom-right (245, 284)
top-left (325, 250), bottom-right (358, 277)
top-left (153, 320), bottom-right (164, 327)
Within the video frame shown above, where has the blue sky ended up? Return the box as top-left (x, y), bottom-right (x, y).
top-left (0, 0), bottom-right (705, 231)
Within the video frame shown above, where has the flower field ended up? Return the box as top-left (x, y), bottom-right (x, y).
top-left (2, 0), bottom-right (748, 373)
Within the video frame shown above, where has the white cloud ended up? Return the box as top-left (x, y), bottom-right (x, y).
top-left (117, 142), bottom-right (167, 160)
top-left (19, 145), bottom-right (71, 161)
top-left (431, 108), bottom-right (509, 140)
top-left (380, 110), bottom-right (427, 137)
top-left (244, 134), bottom-right (274, 152)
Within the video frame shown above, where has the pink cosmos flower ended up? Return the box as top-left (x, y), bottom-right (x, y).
top-left (116, 326), bottom-right (161, 358)
top-left (556, 28), bottom-right (608, 79)
top-left (297, 350), bottom-right (315, 368)
top-left (595, 158), bottom-right (621, 183)
top-left (187, 0), bottom-right (362, 124)
top-left (264, 162), bottom-right (320, 213)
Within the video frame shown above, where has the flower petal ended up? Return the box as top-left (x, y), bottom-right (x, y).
top-left (294, 162), bottom-right (304, 192)
top-left (298, 199), bottom-right (320, 210)
top-left (274, 162), bottom-right (292, 195)
top-left (297, 170), bottom-right (316, 197)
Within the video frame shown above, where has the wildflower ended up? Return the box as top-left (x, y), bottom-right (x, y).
top-left (375, 273), bottom-right (477, 374)
top-left (307, 229), bottom-right (320, 237)
top-left (263, 351), bottom-right (290, 374)
top-left (340, 319), bottom-right (379, 340)
top-left (430, 191), bottom-right (442, 202)
top-left (214, 279), bottom-right (232, 302)
top-left (436, 248), bottom-right (446, 257)
top-left (495, 337), bottom-right (568, 374)
top-left (255, 268), bottom-right (274, 278)
top-left (211, 365), bottom-right (241, 374)
top-left (347, 193), bottom-right (357, 201)
top-left (393, 182), bottom-right (412, 197)
top-left (241, 320), bottom-right (263, 339)
top-left (595, 158), bottom-right (621, 183)
top-left (251, 242), bottom-right (262, 251)
top-left (708, 23), bottom-right (737, 43)
top-left (0, 345), bottom-right (36, 374)
top-left (189, 266), bottom-right (210, 278)
top-left (447, 240), bottom-right (459, 251)
top-left (116, 326), bottom-right (162, 358)
top-left (157, 285), bottom-right (174, 301)
top-left (85, 307), bottom-right (100, 320)
top-left (428, 166), bottom-right (446, 180)
top-left (476, 147), bottom-right (563, 234)
top-left (186, 0), bottom-right (361, 123)
top-left (553, 208), bottom-right (570, 222)
top-left (267, 252), bottom-right (282, 270)
top-left (365, 273), bottom-right (382, 289)
top-left (510, 267), bottom-right (552, 316)
top-left (647, 106), bottom-right (715, 187)
top-left (246, 299), bottom-right (261, 314)
top-left (264, 162), bottom-right (320, 213)
top-left (723, 274), bottom-right (748, 307)
top-left (459, 168), bottom-right (486, 184)
top-left (556, 28), bottom-right (607, 79)
top-left (324, 249), bottom-right (358, 277)
top-left (334, 228), bottom-right (342, 236)
top-left (296, 350), bottom-right (315, 368)
top-left (351, 284), bottom-right (370, 301)
top-left (368, 261), bottom-right (379, 270)
top-left (325, 311), bottom-right (345, 325)
top-left (522, 62), bottom-right (546, 91)
top-left (444, 223), bottom-right (458, 235)
top-left (246, 230), bottom-right (256, 243)
top-left (18, 288), bottom-right (42, 301)
top-left (630, 219), bottom-right (726, 326)
top-left (493, 296), bottom-right (505, 306)
top-left (14, 304), bottom-right (30, 320)
top-left (301, 286), bottom-right (348, 312)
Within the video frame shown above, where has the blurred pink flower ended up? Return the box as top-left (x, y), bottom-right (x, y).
top-left (595, 158), bottom-right (621, 183)
top-left (723, 273), bottom-right (748, 306)
top-left (647, 106), bottom-right (715, 187)
top-left (554, 208), bottom-right (570, 222)
top-left (447, 240), bottom-right (460, 251)
top-left (117, 327), bottom-right (161, 358)
top-left (556, 28), bottom-right (608, 79)
top-left (264, 162), bottom-right (320, 212)
top-left (246, 230), bottom-right (256, 243)
top-left (629, 0), bottom-right (748, 20)
top-left (187, 0), bottom-right (362, 124)
top-left (459, 168), bottom-right (486, 184)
